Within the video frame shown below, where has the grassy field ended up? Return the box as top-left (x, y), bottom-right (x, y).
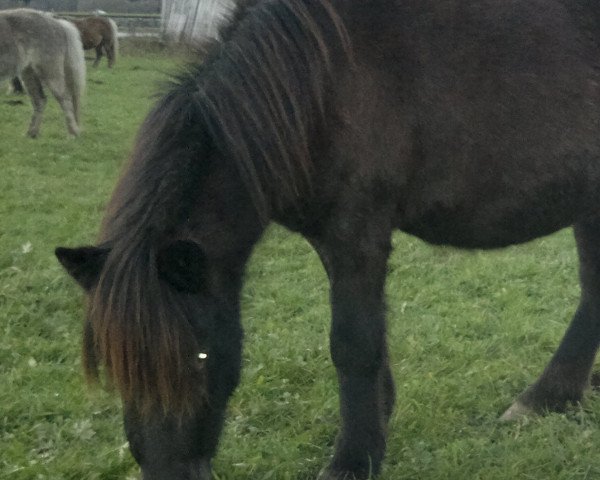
top-left (2, 48), bottom-right (600, 480)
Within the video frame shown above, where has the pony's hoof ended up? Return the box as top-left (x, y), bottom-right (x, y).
top-left (196, 459), bottom-right (211, 480)
top-left (590, 371), bottom-right (600, 389)
top-left (500, 400), bottom-right (534, 422)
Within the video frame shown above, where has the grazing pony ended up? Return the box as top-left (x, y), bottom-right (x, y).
top-left (56, 0), bottom-right (600, 478)
top-left (69, 16), bottom-right (119, 68)
top-left (0, 9), bottom-right (85, 137)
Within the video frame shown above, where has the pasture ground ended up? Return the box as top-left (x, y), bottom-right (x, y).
top-left (2, 47), bottom-right (600, 480)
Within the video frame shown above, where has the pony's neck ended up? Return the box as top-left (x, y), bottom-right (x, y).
top-left (185, 157), bottom-right (266, 261)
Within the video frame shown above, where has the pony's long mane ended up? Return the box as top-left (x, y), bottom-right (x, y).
top-left (84, 0), bottom-right (352, 416)
top-left (193, 0), bottom-right (352, 217)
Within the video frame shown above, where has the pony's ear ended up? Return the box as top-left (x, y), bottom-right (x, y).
top-left (55, 246), bottom-right (109, 291)
top-left (156, 240), bottom-right (207, 293)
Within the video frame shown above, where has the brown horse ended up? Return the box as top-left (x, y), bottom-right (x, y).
top-left (56, 0), bottom-right (600, 478)
top-left (69, 16), bottom-right (118, 68)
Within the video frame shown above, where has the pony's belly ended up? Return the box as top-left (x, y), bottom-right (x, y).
top-left (396, 150), bottom-right (600, 249)
top-left (397, 198), bottom-right (582, 249)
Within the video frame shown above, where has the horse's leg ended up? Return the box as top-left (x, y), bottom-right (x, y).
top-left (43, 72), bottom-right (80, 137)
top-left (310, 219), bottom-right (395, 480)
top-left (11, 77), bottom-right (24, 94)
top-left (503, 218), bottom-right (600, 420)
top-left (105, 43), bottom-right (115, 68)
top-left (123, 310), bottom-right (243, 480)
top-left (20, 67), bottom-right (46, 138)
top-left (94, 45), bottom-right (103, 68)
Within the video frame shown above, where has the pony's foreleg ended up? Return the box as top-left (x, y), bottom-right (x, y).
top-left (502, 219), bottom-right (600, 420)
top-left (311, 223), bottom-right (395, 480)
top-left (20, 68), bottom-right (46, 138)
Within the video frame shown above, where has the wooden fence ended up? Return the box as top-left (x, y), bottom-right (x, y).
top-left (56, 12), bottom-right (162, 37)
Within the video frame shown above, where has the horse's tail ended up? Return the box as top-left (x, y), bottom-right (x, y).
top-left (86, 234), bottom-right (207, 417)
top-left (58, 18), bottom-right (85, 125)
top-left (107, 18), bottom-right (119, 66)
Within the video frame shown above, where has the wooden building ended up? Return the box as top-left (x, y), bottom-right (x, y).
top-left (161, 0), bottom-right (234, 41)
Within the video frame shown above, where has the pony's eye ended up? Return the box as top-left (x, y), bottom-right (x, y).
top-left (198, 352), bottom-right (208, 360)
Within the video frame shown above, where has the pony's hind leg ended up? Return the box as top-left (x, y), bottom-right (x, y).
top-left (309, 213), bottom-right (396, 480)
top-left (20, 68), bottom-right (46, 138)
top-left (94, 45), bottom-right (103, 67)
top-left (10, 77), bottom-right (25, 94)
top-left (43, 72), bottom-right (80, 137)
top-left (105, 43), bottom-right (115, 68)
top-left (502, 218), bottom-right (600, 420)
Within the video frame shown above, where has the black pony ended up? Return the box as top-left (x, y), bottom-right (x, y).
top-left (56, 0), bottom-right (600, 478)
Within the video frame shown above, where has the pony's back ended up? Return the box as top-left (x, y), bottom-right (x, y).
top-left (0, 9), bottom-right (58, 80)
top-left (0, 15), bottom-right (19, 80)
top-left (0, 10), bottom-right (63, 61)
top-left (0, 10), bottom-right (83, 72)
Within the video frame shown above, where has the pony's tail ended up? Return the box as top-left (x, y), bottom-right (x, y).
top-left (107, 18), bottom-right (119, 67)
top-left (85, 235), bottom-right (206, 417)
top-left (58, 19), bottom-right (85, 125)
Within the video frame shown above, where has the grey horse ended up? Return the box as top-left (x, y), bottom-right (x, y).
top-left (0, 9), bottom-right (85, 137)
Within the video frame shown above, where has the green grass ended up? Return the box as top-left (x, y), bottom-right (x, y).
top-left (2, 51), bottom-right (600, 480)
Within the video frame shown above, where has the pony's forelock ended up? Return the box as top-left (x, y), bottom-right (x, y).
top-left (84, 239), bottom-right (209, 416)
